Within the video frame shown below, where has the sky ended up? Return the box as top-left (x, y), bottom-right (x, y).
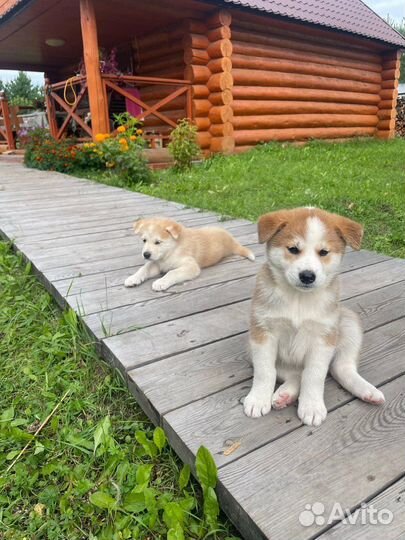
top-left (0, 0), bottom-right (403, 85)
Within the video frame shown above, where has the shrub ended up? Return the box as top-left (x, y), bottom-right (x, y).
top-left (23, 121), bottom-right (151, 185)
top-left (24, 129), bottom-right (79, 172)
top-left (168, 118), bottom-right (200, 171)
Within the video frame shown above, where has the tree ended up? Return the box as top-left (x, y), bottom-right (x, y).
top-left (3, 71), bottom-right (43, 106)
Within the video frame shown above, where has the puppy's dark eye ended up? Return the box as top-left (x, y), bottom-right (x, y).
top-left (154, 240), bottom-right (161, 245)
top-left (319, 249), bottom-right (329, 257)
top-left (142, 239), bottom-right (146, 243)
top-left (287, 246), bottom-right (300, 255)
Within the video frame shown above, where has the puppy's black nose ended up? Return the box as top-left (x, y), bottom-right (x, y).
top-left (299, 270), bottom-right (316, 284)
top-left (143, 251), bottom-right (151, 259)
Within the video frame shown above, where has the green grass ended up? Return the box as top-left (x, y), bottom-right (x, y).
top-left (80, 138), bottom-right (405, 258)
top-left (0, 243), bottom-right (238, 540)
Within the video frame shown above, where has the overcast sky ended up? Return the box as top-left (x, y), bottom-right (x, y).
top-left (0, 0), bottom-right (403, 85)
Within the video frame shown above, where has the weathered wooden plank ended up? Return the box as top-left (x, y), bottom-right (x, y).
top-left (129, 281), bottom-right (405, 425)
top-left (214, 375), bottom-right (405, 540)
top-left (83, 274), bottom-right (257, 336)
top-left (102, 259), bottom-right (402, 370)
top-left (18, 217), bottom-right (251, 249)
top-left (162, 318), bottom-right (405, 472)
top-left (57, 244), bottom-right (265, 296)
top-left (318, 477), bottom-right (405, 539)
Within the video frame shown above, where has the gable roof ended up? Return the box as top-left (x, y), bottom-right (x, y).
top-left (222, 0), bottom-right (405, 47)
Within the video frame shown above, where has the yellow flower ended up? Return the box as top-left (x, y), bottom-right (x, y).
top-left (89, 142), bottom-right (96, 147)
top-left (117, 125), bottom-right (126, 133)
top-left (83, 143), bottom-right (90, 148)
top-left (130, 135), bottom-right (137, 141)
top-left (106, 161), bottom-right (115, 168)
top-left (136, 129), bottom-right (143, 135)
top-left (119, 138), bottom-right (127, 145)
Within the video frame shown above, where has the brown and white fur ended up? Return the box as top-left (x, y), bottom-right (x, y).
top-left (124, 217), bottom-right (255, 291)
top-left (244, 207), bottom-right (384, 427)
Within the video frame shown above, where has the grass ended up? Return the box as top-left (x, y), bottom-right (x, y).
top-left (80, 138), bottom-right (405, 258)
top-left (0, 243), bottom-right (238, 540)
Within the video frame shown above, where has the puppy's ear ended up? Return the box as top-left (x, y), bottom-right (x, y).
top-left (258, 211), bottom-right (288, 244)
top-left (133, 219), bottom-right (145, 235)
top-left (165, 222), bottom-right (182, 239)
top-left (334, 215), bottom-right (363, 250)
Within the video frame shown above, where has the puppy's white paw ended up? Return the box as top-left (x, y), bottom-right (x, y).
top-left (243, 391), bottom-right (272, 418)
top-left (362, 386), bottom-right (385, 405)
top-left (298, 398), bottom-right (327, 427)
top-left (124, 273), bottom-right (143, 287)
top-left (152, 278), bottom-right (170, 292)
top-left (272, 390), bottom-right (297, 410)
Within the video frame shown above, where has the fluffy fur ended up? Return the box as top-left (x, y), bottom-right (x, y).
top-left (124, 217), bottom-right (255, 291)
top-left (244, 207), bottom-right (384, 427)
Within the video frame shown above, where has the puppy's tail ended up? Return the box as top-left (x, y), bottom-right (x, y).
top-left (233, 241), bottom-right (255, 261)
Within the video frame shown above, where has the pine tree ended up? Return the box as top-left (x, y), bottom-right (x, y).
top-left (4, 71), bottom-right (43, 106)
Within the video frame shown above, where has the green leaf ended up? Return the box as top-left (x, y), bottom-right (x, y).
top-left (167, 523), bottom-right (185, 540)
top-left (163, 502), bottom-right (185, 530)
top-left (89, 490), bottom-right (116, 510)
top-left (93, 415), bottom-right (111, 454)
top-left (196, 446), bottom-right (218, 490)
top-left (6, 450), bottom-right (19, 460)
top-left (135, 430), bottom-right (157, 458)
top-left (136, 464), bottom-right (153, 488)
top-left (122, 491), bottom-right (146, 513)
top-left (179, 464), bottom-right (191, 490)
top-left (34, 441), bottom-right (45, 455)
top-left (203, 486), bottom-right (219, 529)
top-left (1, 406), bottom-right (14, 423)
top-left (153, 426), bottom-right (166, 451)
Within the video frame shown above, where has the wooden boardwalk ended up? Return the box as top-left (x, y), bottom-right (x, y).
top-left (1, 161), bottom-right (405, 540)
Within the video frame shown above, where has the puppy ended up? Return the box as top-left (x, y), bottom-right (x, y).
top-left (244, 207), bottom-right (384, 427)
top-left (124, 217), bottom-right (255, 291)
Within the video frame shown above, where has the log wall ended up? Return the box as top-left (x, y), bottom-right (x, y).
top-left (229, 12), bottom-right (384, 149)
top-left (377, 50), bottom-right (401, 139)
top-left (184, 9), bottom-right (235, 154)
top-left (134, 23), bottom-right (188, 136)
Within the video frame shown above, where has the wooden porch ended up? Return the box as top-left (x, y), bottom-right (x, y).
top-left (1, 162), bottom-right (404, 539)
top-left (44, 73), bottom-right (193, 146)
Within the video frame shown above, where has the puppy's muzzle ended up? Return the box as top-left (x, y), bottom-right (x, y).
top-left (299, 270), bottom-right (316, 285)
top-left (143, 251), bottom-right (151, 260)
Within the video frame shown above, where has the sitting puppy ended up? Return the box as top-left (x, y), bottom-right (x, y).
top-left (124, 217), bottom-right (255, 291)
top-left (244, 207), bottom-right (384, 427)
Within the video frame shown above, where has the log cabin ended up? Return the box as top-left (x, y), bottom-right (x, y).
top-left (0, 0), bottom-right (404, 154)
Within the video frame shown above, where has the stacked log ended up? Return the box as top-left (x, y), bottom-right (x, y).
top-left (183, 22), bottom-right (211, 149)
top-left (396, 96), bottom-right (405, 137)
top-left (230, 14), bottom-right (382, 149)
top-left (377, 51), bottom-right (401, 139)
top-left (206, 10), bottom-right (234, 154)
top-left (135, 23), bottom-right (188, 136)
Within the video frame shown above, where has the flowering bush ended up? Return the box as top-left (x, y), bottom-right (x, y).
top-left (24, 117), bottom-right (151, 185)
top-left (24, 129), bottom-right (79, 172)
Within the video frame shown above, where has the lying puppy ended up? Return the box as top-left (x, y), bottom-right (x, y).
top-left (244, 207), bottom-right (384, 427)
top-left (124, 217), bottom-right (255, 291)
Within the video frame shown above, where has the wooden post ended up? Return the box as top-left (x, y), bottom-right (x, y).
top-left (0, 91), bottom-right (16, 150)
top-left (80, 0), bottom-right (109, 138)
top-left (44, 79), bottom-right (58, 139)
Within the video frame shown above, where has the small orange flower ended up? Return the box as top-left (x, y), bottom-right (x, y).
top-left (119, 138), bottom-right (127, 145)
top-left (117, 126), bottom-right (126, 133)
top-left (130, 135), bottom-right (137, 141)
top-left (136, 129), bottom-right (143, 135)
top-left (95, 133), bottom-right (105, 142)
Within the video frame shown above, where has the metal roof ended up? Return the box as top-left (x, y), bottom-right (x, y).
top-left (223, 0), bottom-right (405, 46)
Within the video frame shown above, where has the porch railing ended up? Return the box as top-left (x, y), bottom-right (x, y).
top-left (45, 74), bottom-right (193, 141)
top-left (0, 91), bottom-right (16, 150)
